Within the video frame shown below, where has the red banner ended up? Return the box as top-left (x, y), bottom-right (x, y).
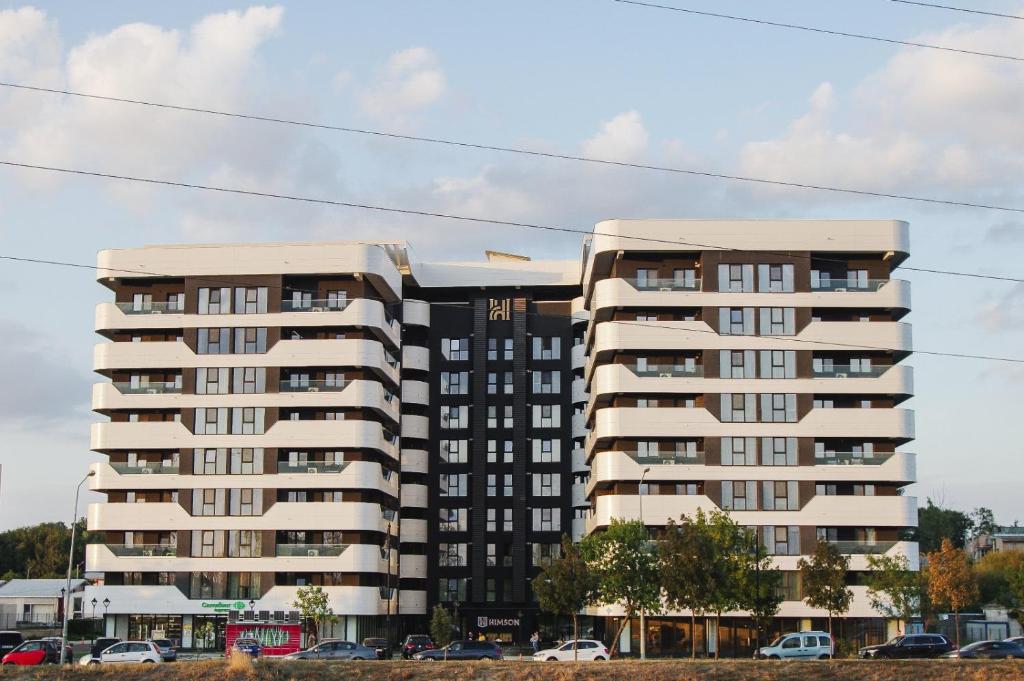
top-left (225, 623), bottom-right (302, 657)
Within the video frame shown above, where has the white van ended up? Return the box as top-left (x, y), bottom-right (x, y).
top-left (757, 631), bottom-right (834, 660)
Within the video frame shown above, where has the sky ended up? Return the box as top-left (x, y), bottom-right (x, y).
top-left (1, 0), bottom-right (1023, 530)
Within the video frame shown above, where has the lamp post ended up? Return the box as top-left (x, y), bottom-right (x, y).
top-left (90, 598), bottom-right (97, 648)
top-left (384, 521), bottom-right (392, 656)
top-left (61, 470), bottom-right (95, 664)
top-left (453, 600), bottom-right (460, 639)
top-left (638, 466), bottom-right (651, 661)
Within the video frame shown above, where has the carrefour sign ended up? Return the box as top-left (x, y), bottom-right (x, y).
top-left (201, 601), bottom-right (245, 611)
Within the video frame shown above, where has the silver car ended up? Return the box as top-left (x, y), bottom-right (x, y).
top-left (283, 640), bottom-right (377, 660)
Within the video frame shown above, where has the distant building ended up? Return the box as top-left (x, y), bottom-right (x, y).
top-left (968, 526), bottom-right (1024, 560)
top-left (0, 579), bottom-right (87, 628)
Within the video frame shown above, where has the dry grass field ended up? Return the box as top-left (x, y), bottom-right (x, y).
top-left (1, 658), bottom-right (1023, 681)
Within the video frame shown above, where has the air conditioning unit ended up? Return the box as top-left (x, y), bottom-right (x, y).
top-left (659, 286), bottom-right (672, 292)
top-left (307, 549), bottom-right (320, 557)
top-left (142, 549), bottom-right (154, 557)
top-left (307, 467), bottom-right (319, 474)
top-left (834, 373), bottom-right (848, 379)
top-left (834, 287), bottom-right (847, 292)
top-left (309, 386), bottom-right (320, 392)
top-left (659, 372), bottom-right (672, 378)
top-left (140, 468), bottom-right (152, 474)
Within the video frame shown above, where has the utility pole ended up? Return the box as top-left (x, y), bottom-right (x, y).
top-left (638, 467), bottom-right (650, 660)
top-left (61, 470), bottom-right (95, 664)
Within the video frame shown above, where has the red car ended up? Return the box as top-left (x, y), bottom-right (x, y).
top-left (2, 640), bottom-right (59, 665)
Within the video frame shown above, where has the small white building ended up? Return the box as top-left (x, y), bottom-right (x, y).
top-left (0, 579), bottom-right (87, 628)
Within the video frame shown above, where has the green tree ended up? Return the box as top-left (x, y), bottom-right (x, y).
top-left (0, 520), bottom-right (97, 579)
top-left (798, 540), bottom-right (852, 636)
top-left (736, 538), bottom-right (783, 651)
top-left (865, 554), bottom-right (919, 632)
top-left (969, 507), bottom-right (997, 541)
top-left (429, 604), bottom-right (453, 655)
top-left (913, 499), bottom-right (973, 552)
top-left (659, 514), bottom-right (716, 658)
top-left (292, 585), bottom-right (334, 646)
top-left (974, 550), bottom-right (1024, 607)
top-left (704, 509), bottom-right (751, 659)
top-left (581, 518), bottom-right (661, 658)
top-left (534, 535), bottom-right (598, 661)
top-left (926, 538), bottom-right (978, 649)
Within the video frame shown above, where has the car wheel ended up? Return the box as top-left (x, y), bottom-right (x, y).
top-left (142, 659), bottom-right (155, 664)
top-left (547, 657), bottom-right (558, 662)
top-left (594, 656), bottom-right (606, 661)
top-left (768, 655), bottom-right (780, 660)
top-left (351, 657), bottom-right (363, 661)
top-left (818, 654), bottom-right (831, 660)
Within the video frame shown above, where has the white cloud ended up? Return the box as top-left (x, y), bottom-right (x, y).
top-left (581, 110), bottom-right (649, 162)
top-left (358, 47), bottom-right (446, 127)
top-left (977, 283), bottom-right (1024, 332)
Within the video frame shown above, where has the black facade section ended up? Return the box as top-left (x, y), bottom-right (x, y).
top-left (470, 298), bottom-right (489, 603)
top-left (511, 297), bottom-right (528, 602)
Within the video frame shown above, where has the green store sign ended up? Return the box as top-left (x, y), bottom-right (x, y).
top-left (200, 601), bottom-right (246, 611)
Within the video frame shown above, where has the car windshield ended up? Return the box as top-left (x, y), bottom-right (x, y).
top-left (767, 636), bottom-right (786, 647)
top-left (235, 639), bottom-right (258, 646)
top-left (886, 636), bottom-right (905, 646)
top-left (0, 634), bottom-right (22, 644)
top-left (961, 641), bottom-right (990, 651)
top-left (151, 640), bottom-right (172, 647)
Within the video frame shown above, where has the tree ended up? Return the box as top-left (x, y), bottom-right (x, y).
top-left (659, 514), bottom-right (716, 658)
top-left (926, 538), bottom-right (979, 649)
top-left (865, 554), bottom-right (920, 632)
top-left (534, 535), bottom-right (599, 661)
top-left (914, 499), bottom-right (973, 552)
top-left (974, 550), bottom-right (1024, 607)
top-left (736, 537), bottom-right (783, 651)
top-left (292, 585), bottom-right (334, 646)
top-left (969, 507), bottom-right (997, 541)
top-left (0, 519), bottom-right (97, 579)
top-left (429, 604), bottom-right (454, 656)
top-left (798, 540), bottom-right (852, 636)
top-left (581, 518), bottom-right (661, 657)
top-left (704, 510), bottom-right (751, 659)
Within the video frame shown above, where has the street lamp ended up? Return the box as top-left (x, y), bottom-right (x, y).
top-left (638, 467), bottom-right (651, 661)
top-left (453, 600), bottom-right (460, 639)
top-left (248, 599), bottom-right (256, 617)
top-left (61, 470), bottom-right (95, 664)
top-left (90, 598), bottom-right (98, 648)
top-left (384, 521), bottom-right (392, 656)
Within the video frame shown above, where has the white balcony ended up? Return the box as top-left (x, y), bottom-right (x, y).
top-left (571, 343), bottom-right (587, 371)
top-left (571, 447), bottom-right (589, 473)
top-left (402, 345), bottom-right (429, 372)
top-left (400, 518), bottom-right (427, 544)
top-left (571, 412), bottom-right (587, 439)
top-left (94, 338), bottom-right (400, 386)
top-left (571, 517), bottom-right (587, 542)
top-left (401, 483), bottom-right (428, 509)
top-left (401, 414), bottom-right (429, 441)
top-left (399, 554), bottom-right (428, 579)
top-left (571, 377), bottom-right (589, 405)
top-left (402, 380), bottom-right (429, 406)
top-left (571, 483), bottom-right (587, 508)
top-left (398, 590), bottom-right (427, 615)
top-left (403, 300), bottom-right (430, 327)
top-left (88, 500), bottom-right (391, 532)
top-left (91, 420), bottom-right (399, 459)
top-left (401, 449), bottom-right (428, 475)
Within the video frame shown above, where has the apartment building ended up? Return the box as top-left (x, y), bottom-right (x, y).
top-left (83, 219), bottom-right (917, 654)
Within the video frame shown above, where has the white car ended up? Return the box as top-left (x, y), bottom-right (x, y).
top-left (533, 639), bottom-right (609, 661)
top-left (99, 641), bottom-right (163, 664)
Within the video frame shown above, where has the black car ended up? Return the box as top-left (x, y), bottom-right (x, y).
top-left (413, 640), bottom-right (502, 661)
top-left (943, 640), bottom-right (1024, 659)
top-left (362, 638), bottom-right (389, 660)
top-left (0, 632), bottom-right (24, 659)
top-left (859, 634), bottom-right (954, 659)
top-left (401, 635), bottom-right (434, 659)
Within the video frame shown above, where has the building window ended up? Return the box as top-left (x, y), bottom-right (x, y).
top-left (504, 338), bottom-right (514, 360)
top-left (763, 526), bottom-right (800, 556)
top-left (441, 405), bottom-right (468, 429)
top-left (194, 448), bottom-right (227, 475)
top-left (230, 448), bottom-right (263, 474)
top-left (720, 350), bottom-right (754, 379)
top-left (233, 367), bottom-right (266, 393)
top-left (487, 440), bottom-right (497, 463)
top-left (718, 264), bottom-right (754, 292)
top-left (635, 268), bottom-right (658, 289)
top-left (486, 578), bottom-right (497, 602)
top-left (194, 407), bottom-right (228, 435)
top-left (487, 474), bottom-right (496, 497)
top-left (674, 268), bottom-right (697, 288)
top-left (532, 507), bottom-right (560, 531)
top-left (192, 530), bottom-right (221, 557)
top-left (486, 508), bottom-right (496, 532)
top-left (532, 370), bottom-right (561, 394)
top-left (439, 508), bottom-right (468, 532)
top-left (760, 394), bottom-right (797, 423)
top-left (532, 439), bottom-right (561, 463)
top-left (758, 264), bottom-right (794, 292)
top-left (233, 327), bottom-right (268, 354)
top-left (533, 404), bottom-right (560, 428)
top-left (440, 473), bottom-right (467, 497)
top-left (761, 437), bottom-right (797, 466)
top-left (166, 293), bottom-right (185, 311)
top-left (503, 405), bottom-right (513, 429)
top-left (228, 530), bottom-right (261, 558)
top-left (196, 367), bottom-right (229, 395)
top-left (440, 440), bottom-right (468, 463)
top-left (487, 372), bottom-right (497, 394)
top-left (503, 474), bottom-right (513, 497)
top-left (762, 481), bottom-right (799, 510)
top-left (229, 407), bottom-right (265, 434)
top-left (503, 440), bottom-right (514, 463)
top-left (721, 481), bottom-right (756, 511)
top-left (441, 338), bottom-right (469, 361)
top-left (760, 350), bottom-right (796, 379)
top-left (198, 288), bottom-right (231, 314)
top-left (192, 488), bottom-right (226, 516)
top-left (847, 270), bottom-right (869, 289)
top-left (854, 484), bottom-right (876, 496)
top-left (234, 287), bottom-right (268, 314)
top-left (533, 473), bottom-right (560, 497)
top-left (197, 328), bottom-right (231, 354)
top-left (503, 372), bottom-right (514, 394)
top-left (487, 338), bottom-right (498, 361)
top-left (719, 308), bottom-right (755, 335)
top-left (439, 543), bottom-right (468, 567)
top-left (486, 544), bottom-right (496, 567)
top-left (532, 543), bottom-right (562, 568)
top-left (438, 578), bottom-right (467, 602)
top-left (676, 483), bottom-right (700, 495)
top-left (720, 393), bottom-right (757, 423)
top-left (503, 508), bottom-right (513, 532)
top-left (721, 437), bottom-right (756, 466)
top-left (759, 308), bottom-right (796, 336)
top-left (229, 488), bottom-right (262, 516)
top-left (850, 357), bottom-right (873, 373)
top-left (533, 337), bottom-right (561, 360)
top-left (487, 407), bottom-right (497, 429)
top-left (441, 371), bottom-right (469, 395)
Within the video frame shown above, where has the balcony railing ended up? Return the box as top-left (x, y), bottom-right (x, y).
top-left (109, 462), bottom-right (180, 474)
top-left (828, 540), bottom-right (898, 555)
top-left (815, 452), bottom-right (896, 466)
top-left (276, 543), bottom-right (349, 557)
top-left (105, 543), bottom-right (177, 557)
top-left (627, 363), bottom-right (703, 378)
top-left (812, 364), bottom-right (891, 378)
top-left (115, 302), bottom-right (185, 314)
top-left (278, 461), bottom-right (350, 474)
top-left (626, 277), bottom-right (702, 292)
top-left (112, 381), bottom-right (182, 395)
top-left (279, 380), bottom-right (348, 393)
top-left (281, 299), bottom-right (351, 312)
top-left (810, 279), bottom-right (889, 292)
top-left (618, 450), bottom-right (706, 465)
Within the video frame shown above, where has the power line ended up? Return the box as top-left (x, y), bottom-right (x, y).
top-left (610, 0), bottom-right (1024, 61)
top-left (2, 253), bottom-right (1023, 365)
top-left (889, 0), bottom-right (1024, 21)
top-left (2, 159), bottom-right (1023, 284)
top-left (3, 81), bottom-right (1024, 218)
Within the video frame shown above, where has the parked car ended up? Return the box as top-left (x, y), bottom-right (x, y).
top-left (533, 639), bottom-right (609, 661)
top-left (0, 632), bottom-right (24, 659)
top-left (1006, 636), bottom-right (1024, 647)
top-left (282, 639), bottom-right (377, 660)
top-left (40, 637), bottom-right (73, 663)
top-left (148, 639), bottom-right (177, 662)
top-left (79, 637), bottom-right (121, 665)
top-left (942, 640), bottom-right (1024, 659)
top-left (362, 637), bottom-right (389, 659)
top-left (2, 640), bottom-right (58, 666)
top-left (413, 640), bottom-right (502, 661)
top-left (230, 638), bottom-right (263, 658)
top-left (859, 634), bottom-right (954, 659)
top-left (401, 635), bottom-right (434, 659)
top-left (98, 641), bottom-right (163, 664)
top-left (757, 631), bottom-right (833, 660)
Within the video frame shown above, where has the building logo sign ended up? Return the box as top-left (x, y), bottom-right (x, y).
top-left (201, 601), bottom-right (245, 611)
top-left (488, 298), bottom-right (510, 321)
top-left (477, 616), bottom-right (520, 628)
